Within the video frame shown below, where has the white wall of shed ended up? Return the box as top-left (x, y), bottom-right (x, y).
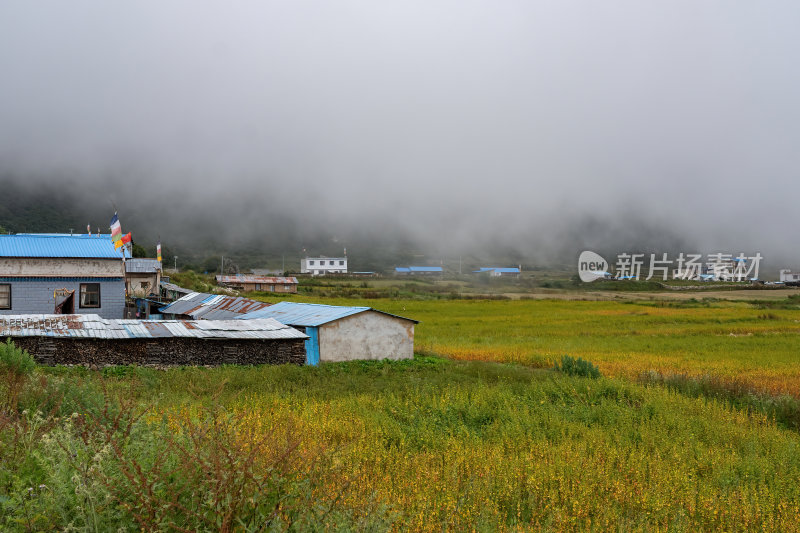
top-left (318, 311), bottom-right (414, 362)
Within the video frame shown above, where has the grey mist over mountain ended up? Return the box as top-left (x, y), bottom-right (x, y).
top-left (1, 2), bottom-right (799, 271)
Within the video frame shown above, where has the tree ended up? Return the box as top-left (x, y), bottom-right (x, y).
top-left (132, 243), bottom-right (148, 258)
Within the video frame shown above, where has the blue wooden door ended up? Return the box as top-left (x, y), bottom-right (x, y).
top-left (305, 327), bottom-right (320, 366)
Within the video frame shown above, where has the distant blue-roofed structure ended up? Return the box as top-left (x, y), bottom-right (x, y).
top-left (238, 301), bottom-right (418, 365)
top-left (472, 267), bottom-right (521, 277)
top-left (395, 266), bottom-right (443, 275)
top-left (0, 234), bottom-right (128, 318)
top-left (1, 234), bottom-right (131, 259)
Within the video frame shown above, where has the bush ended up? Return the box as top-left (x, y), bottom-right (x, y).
top-left (0, 338), bottom-right (35, 377)
top-left (555, 355), bottom-right (601, 379)
top-left (0, 339), bottom-right (36, 414)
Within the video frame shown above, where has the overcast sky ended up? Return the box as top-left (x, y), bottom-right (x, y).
top-left (1, 1), bottom-right (798, 265)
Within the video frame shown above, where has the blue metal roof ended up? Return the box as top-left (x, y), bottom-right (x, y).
top-left (395, 267), bottom-right (411, 272)
top-left (0, 234), bottom-right (130, 259)
top-left (474, 267), bottom-right (521, 273)
top-left (237, 301), bottom-right (418, 326)
top-left (410, 266), bottom-right (443, 272)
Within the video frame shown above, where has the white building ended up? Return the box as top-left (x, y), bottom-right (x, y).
top-left (301, 257), bottom-right (347, 276)
top-left (779, 270), bottom-right (800, 283)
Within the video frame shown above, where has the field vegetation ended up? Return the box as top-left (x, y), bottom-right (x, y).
top-left (245, 294), bottom-right (800, 400)
top-left (3, 350), bottom-right (800, 531)
top-left (3, 284), bottom-right (800, 530)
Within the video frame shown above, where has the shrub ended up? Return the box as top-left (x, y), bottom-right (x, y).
top-left (554, 355), bottom-right (601, 379)
top-left (0, 339), bottom-right (36, 414)
top-left (0, 338), bottom-right (35, 377)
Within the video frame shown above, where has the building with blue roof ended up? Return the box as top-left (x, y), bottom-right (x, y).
top-left (394, 266), bottom-right (443, 275)
top-left (0, 234), bottom-right (127, 318)
top-left (472, 267), bottom-right (521, 277)
top-left (237, 301), bottom-right (418, 365)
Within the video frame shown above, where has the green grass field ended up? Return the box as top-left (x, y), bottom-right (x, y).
top-left (247, 294), bottom-right (800, 398)
top-left (2, 294), bottom-right (800, 531)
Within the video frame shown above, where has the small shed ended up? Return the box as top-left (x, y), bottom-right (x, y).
top-left (160, 281), bottom-right (193, 301)
top-left (237, 302), bottom-right (418, 365)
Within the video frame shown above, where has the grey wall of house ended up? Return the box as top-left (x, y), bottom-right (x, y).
top-left (0, 278), bottom-right (125, 319)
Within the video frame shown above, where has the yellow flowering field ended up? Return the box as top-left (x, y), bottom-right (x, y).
top-left (338, 298), bottom-right (800, 398)
top-left (143, 359), bottom-right (800, 531)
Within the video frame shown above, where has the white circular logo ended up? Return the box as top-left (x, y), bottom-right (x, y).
top-left (578, 251), bottom-right (610, 282)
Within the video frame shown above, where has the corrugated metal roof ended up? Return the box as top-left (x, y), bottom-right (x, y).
top-left (160, 281), bottom-right (192, 295)
top-left (0, 234), bottom-right (131, 259)
top-left (237, 301), bottom-right (418, 326)
top-left (0, 314), bottom-right (307, 340)
top-left (474, 267), bottom-right (521, 273)
top-left (216, 275), bottom-right (298, 284)
top-left (158, 291), bottom-right (271, 319)
top-left (396, 266), bottom-right (443, 272)
top-left (126, 258), bottom-right (162, 273)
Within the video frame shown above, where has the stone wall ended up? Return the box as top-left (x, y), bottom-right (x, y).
top-left (10, 337), bottom-right (306, 367)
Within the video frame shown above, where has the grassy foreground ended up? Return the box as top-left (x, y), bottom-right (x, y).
top-left (1, 356), bottom-right (800, 531)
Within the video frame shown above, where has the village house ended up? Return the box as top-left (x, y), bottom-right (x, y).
top-left (236, 301), bottom-right (417, 365)
top-left (126, 258), bottom-right (162, 298)
top-left (0, 234), bottom-right (127, 319)
top-left (215, 274), bottom-right (298, 293)
top-left (301, 257), bottom-right (348, 275)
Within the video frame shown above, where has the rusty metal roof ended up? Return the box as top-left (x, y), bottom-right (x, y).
top-left (0, 314), bottom-right (307, 340)
top-left (157, 292), bottom-right (272, 320)
top-left (216, 275), bottom-right (298, 284)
